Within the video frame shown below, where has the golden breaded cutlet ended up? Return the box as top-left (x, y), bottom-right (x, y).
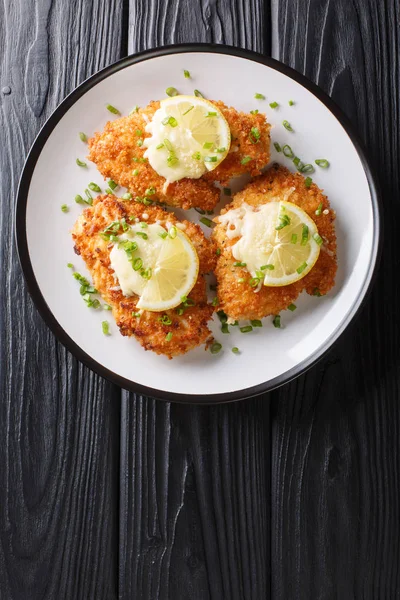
top-left (88, 100), bottom-right (271, 211)
top-left (213, 165), bottom-right (337, 321)
top-left (72, 195), bottom-right (217, 358)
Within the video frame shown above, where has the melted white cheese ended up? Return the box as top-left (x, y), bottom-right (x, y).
top-left (109, 223), bottom-right (167, 297)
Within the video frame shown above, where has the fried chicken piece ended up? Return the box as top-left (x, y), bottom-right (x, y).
top-left (72, 195), bottom-right (217, 358)
top-left (213, 164), bottom-right (337, 321)
top-left (88, 101), bottom-right (271, 211)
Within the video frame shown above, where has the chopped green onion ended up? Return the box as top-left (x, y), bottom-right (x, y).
top-left (254, 93), bottom-right (265, 100)
top-left (250, 109), bottom-right (259, 115)
top-left (291, 234), bottom-right (298, 244)
top-left (61, 204), bottom-right (69, 213)
top-left (76, 158), bottom-right (87, 167)
top-left (212, 297), bottom-right (219, 307)
top-left (301, 224), bottom-right (309, 246)
top-left (192, 152), bottom-right (201, 160)
top-left (107, 179), bottom-right (118, 190)
top-left (289, 100), bottom-right (295, 106)
top-left (166, 87), bottom-right (179, 97)
top-left (200, 217), bottom-right (213, 227)
top-left (132, 311), bottom-right (141, 318)
top-left (102, 321), bottom-right (110, 335)
top-left (216, 248), bottom-right (221, 256)
top-left (136, 231), bottom-right (148, 240)
top-left (287, 303), bottom-right (297, 311)
top-left (269, 101), bottom-right (279, 109)
top-left (194, 89), bottom-right (204, 97)
top-left (164, 139), bottom-right (173, 151)
top-left (296, 262), bottom-right (307, 274)
top-left (159, 314), bottom-right (172, 325)
top-left (156, 143), bottom-right (164, 150)
top-left (313, 288), bottom-right (322, 297)
top-left (140, 222), bottom-right (148, 229)
top-left (315, 203), bottom-right (323, 216)
top-left (249, 277), bottom-right (260, 288)
top-left (183, 105), bottom-right (194, 116)
top-left (274, 142), bottom-right (282, 152)
top-left (203, 142), bottom-right (213, 149)
top-left (273, 315), bottom-right (281, 328)
top-left (233, 261), bottom-right (246, 267)
top-left (158, 231), bottom-right (168, 239)
top-left (315, 159), bottom-right (330, 168)
top-left (133, 258), bottom-right (143, 271)
top-left (145, 187), bottom-right (156, 196)
top-left (168, 226), bottom-right (177, 239)
top-left (79, 132), bottom-right (87, 142)
top-left (183, 69), bottom-right (190, 78)
top-left (204, 156), bottom-right (217, 163)
top-left (88, 182), bottom-right (101, 192)
top-left (251, 320), bottom-right (262, 327)
top-left (223, 187), bottom-right (231, 196)
top-left (275, 214), bottom-right (291, 230)
top-left (129, 105), bottom-right (139, 114)
top-left (137, 139), bottom-right (143, 147)
top-left (122, 192), bottom-right (132, 200)
top-left (176, 307), bottom-right (184, 315)
top-left (135, 129), bottom-right (142, 136)
top-left (162, 115), bottom-right (178, 127)
top-left (283, 145), bottom-right (294, 158)
top-left (240, 325), bottom-right (253, 333)
top-left (216, 147), bottom-right (226, 153)
top-left (217, 310), bottom-right (227, 324)
top-left (133, 169), bottom-right (139, 176)
top-left (167, 154), bottom-right (179, 166)
top-left (103, 304), bottom-right (112, 310)
top-left (261, 264), bottom-right (274, 270)
top-left (237, 278), bottom-right (245, 283)
top-left (210, 342), bottom-right (222, 354)
top-left (141, 268), bottom-right (152, 280)
top-left (67, 263), bottom-right (74, 269)
top-left (84, 189), bottom-right (93, 204)
top-left (283, 120), bottom-right (294, 132)
top-left (293, 156), bottom-right (301, 167)
top-left (105, 187), bottom-right (113, 195)
top-left (106, 104), bottom-right (120, 115)
top-left (305, 177), bottom-right (313, 188)
top-left (241, 156), bottom-right (252, 165)
top-left (74, 194), bottom-right (85, 205)
top-left (250, 127), bottom-right (261, 143)
top-left (206, 111), bottom-right (217, 117)
top-left (232, 347), bottom-right (240, 354)
top-left (313, 233), bottom-right (323, 245)
top-left (165, 332), bottom-right (173, 342)
top-left (221, 323), bottom-right (230, 334)
top-left (300, 164), bottom-right (314, 174)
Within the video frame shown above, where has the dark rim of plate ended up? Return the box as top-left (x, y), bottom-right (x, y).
top-left (15, 43), bottom-right (382, 404)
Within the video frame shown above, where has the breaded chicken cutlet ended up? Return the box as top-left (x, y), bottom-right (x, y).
top-left (72, 195), bottom-right (217, 358)
top-left (88, 101), bottom-right (271, 211)
top-left (213, 165), bottom-right (337, 321)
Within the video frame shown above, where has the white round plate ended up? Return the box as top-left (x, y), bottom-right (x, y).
top-left (16, 45), bottom-right (381, 403)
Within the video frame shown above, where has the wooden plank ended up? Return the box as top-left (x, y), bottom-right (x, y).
top-left (270, 0), bottom-right (400, 597)
top-left (0, 1), bottom-right (124, 598)
top-left (119, 2), bottom-right (271, 598)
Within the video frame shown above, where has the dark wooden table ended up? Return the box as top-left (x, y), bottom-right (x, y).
top-left (1, 1), bottom-right (398, 598)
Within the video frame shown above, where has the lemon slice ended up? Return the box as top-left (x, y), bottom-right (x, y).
top-left (261, 201), bottom-right (321, 286)
top-left (144, 95), bottom-right (231, 183)
top-left (136, 229), bottom-right (199, 311)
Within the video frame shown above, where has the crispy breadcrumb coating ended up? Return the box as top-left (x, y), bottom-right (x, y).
top-left (88, 101), bottom-right (271, 211)
top-left (72, 195), bottom-right (217, 358)
top-left (213, 165), bottom-right (337, 320)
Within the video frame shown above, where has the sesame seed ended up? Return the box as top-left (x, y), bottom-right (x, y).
top-left (323, 209), bottom-right (329, 215)
top-left (142, 213), bottom-right (149, 220)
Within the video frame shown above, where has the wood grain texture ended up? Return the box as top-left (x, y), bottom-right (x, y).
top-left (271, 0), bottom-right (400, 597)
top-left (0, 1), bottom-right (124, 598)
top-left (121, 2), bottom-right (271, 599)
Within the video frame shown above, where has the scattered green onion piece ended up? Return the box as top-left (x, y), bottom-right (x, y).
top-left (283, 145), bottom-right (294, 158)
top-left (141, 268), bottom-right (152, 280)
top-left (291, 234), bottom-right (298, 244)
top-left (313, 233), bottom-right (323, 245)
top-left (212, 297), bottom-right (219, 306)
top-left (305, 177), bottom-right (313, 188)
top-left (184, 69), bottom-right (191, 78)
top-left (76, 158), bottom-right (87, 167)
top-left (137, 139), bottom-right (143, 147)
top-left (88, 182), bottom-right (101, 192)
top-left (129, 105), bottom-right (139, 114)
top-left (167, 155), bottom-right (179, 166)
top-left (183, 105), bottom-right (194, 116)
top-left (289, 100), bottom-right (295, 106)
top-left (223, 187), bottom-right (231, 196)
top-left (106, 104), bottom-right (120, 115)
top-left (204, 156), bottom-right (217, 163)
top-left (216, 147), bottom-right (226, 153)
top-left (287, 303), bottom-right (297, 312)
top-left (168, 226), bottom-right (177, 239)
top-left (136, 232), bottom-right (148, 240)
top-left (122, 192), bottom-right (132, 200)
top-left (210, 342), bottom-right (222, 354)
top-left (221, 323), bottom-right (230, 334)
top-left (67, 263), bottom-right (74, 269)
top-left (162, 115), bottom-right (178, 127)
top-left (206, 111), bottom-right (217, 117)
top-left (192, 152), bottom-right (201, 160)
top-left (240, 325), bottom-right (253, 333)
top-left (79, 132), bottom-right (87, 142)
top-left (158, 231), bottom-right (168, 239)
top-left (275, 214), bottom-right (291, 230)
top-left (261, 264), bottom-right (274, 270)
top-left (293, 157), bottom-right (301, 167)
top-left (273, 315), bottom-right (281, 328)
top-left (237, 278), bottom-right (245, 283)
top-left (217, 310), bottom-right (228, 324)
top-left (203, 142), bottom-right (213, 149)
top-left (216, 248), bottom-right (221, 256)
top-left (315, 159), bottom-right (330, 168)
top-left (61, 204), bottom-right (69, 213)
top-left (232, 347), bottom-right (240, 354)
top-left (200, 217), bottom-right (213, 227)
top-left (84, 189), bottom-right (93, 205)
top-left (254, 93), bottom-right (265, 100)
top-left (249, 277), bottom-right (260, 288)
top-left (194, 89), bottom-right (204, 97)
top-left (251, 320), bottom-right (262, 327)
top-left (165, 332), bottom-right (173, 342)
top-left (145, 187), bottom-right (156, 196)
top-left (156, 143), bottom-right (164, 149)
top-left (107, 179), bottom-right (118, 190)
top-left (105, 187), bottom-right (113, 195)
top-left (164, 139), bottom-right (173, 151)
top-left (300, 164), bottom-right (314, 174)
top-left (104, 304), bottom-right (112, 310)
top-left (274, 142), bottom-right (282, 152)
top-left (313, 288), bottom-right (322, 297)
top-left (159, 314), bottom-right (172, 325)
top-left (250, 109), bottom-right (259, 115)
top-left (241, 156), bottom-right (252, 165)
top-left (74, 194), bottom-right (85, 204)
top-left (296, 262), bottom-right (307, 274)
top-left (132, 311), bottom-right (141, 318)
top-left (140, 222), bottom-right (148, 229)
top-left (233, 261), bottom-right (246, 267)
top-left (133, 258), bottom-right (143, 271)
top-left (102, 321), bottom-right (110, 335)
top-left (176, 307), bottom-right (185, 316)
top-left (315, 203), bottom-right (323, 216)
top-left (250, 127), bottom-right (261, 143)
top-left (269, 101), bottom-right (279, 109)
top-left (166, 87), bottom-right (179, 97)
top-left (283, 120), bottom-right (294, 132)
top-left (301, 224), bottom-right (309, 246)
